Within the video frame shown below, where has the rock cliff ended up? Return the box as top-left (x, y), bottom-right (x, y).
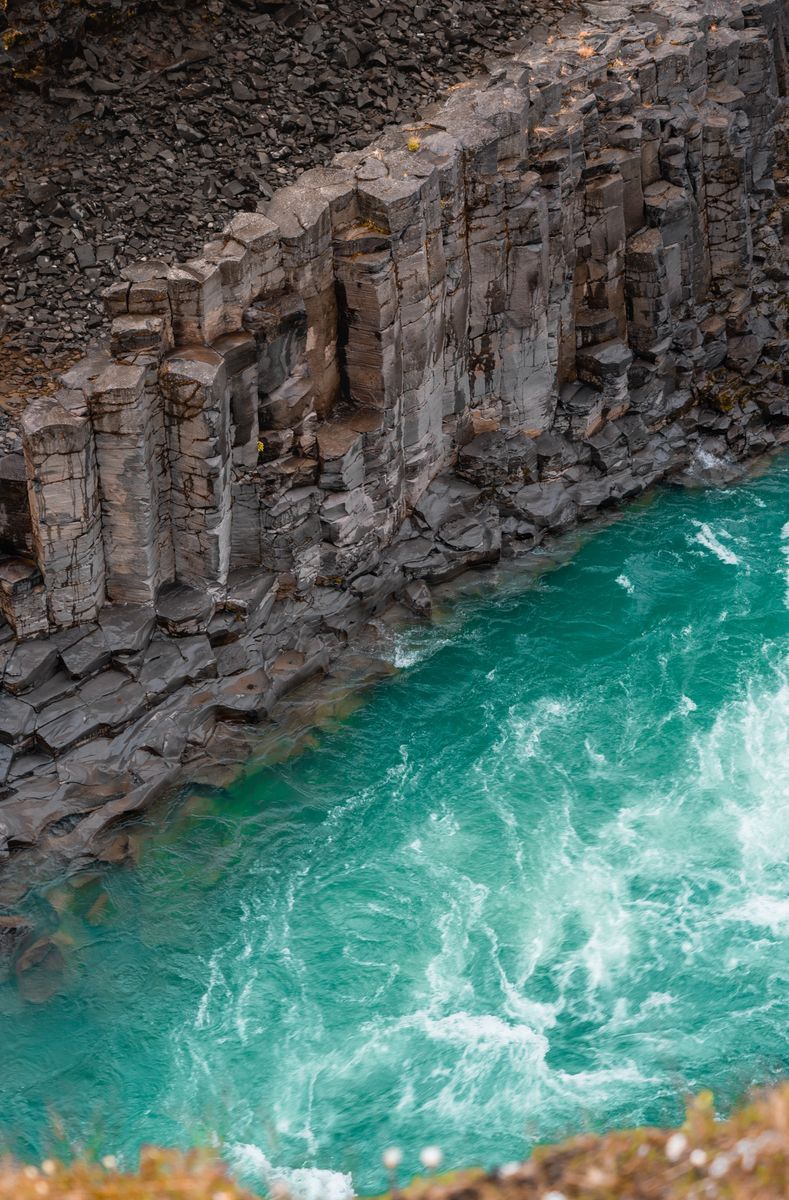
top-left (0, 0), bottom-right (787, 899)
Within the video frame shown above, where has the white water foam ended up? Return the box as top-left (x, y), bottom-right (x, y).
top-left (497, 697), bottom-right (575, 761)
top-left (695, 447), bottom-right (728, 471)
top-left (692, 521), bottom-right (740, 566)
top-left (616, 574), bottom-right (635, 594)
top-left (781, 520), bottom-right (789, 607)
top-left (727, 896), bottom-right (789, 934)
top-left (228, 1143), bottom-right (355, 1200)
top-left (694, 655), bottom-right (789, 932)
top-left (391, 632), bottom-right (452, 669)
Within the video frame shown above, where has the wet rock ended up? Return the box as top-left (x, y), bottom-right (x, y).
top-left (14, 934), bottom-right (66, 1003)
top-left (0, 914), bottom-right (34, 959)
top-left (512, 483), bottom-right (578, 532)
top-left (674, 442), bottom-right (748, 488)
top-left (400, 580), bottom-right (432, 620)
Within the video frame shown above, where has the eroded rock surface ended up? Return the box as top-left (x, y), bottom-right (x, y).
top-left (0, 0), bottom-right (787, 908)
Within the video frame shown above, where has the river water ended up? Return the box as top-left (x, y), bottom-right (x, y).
top-left (1, 455), bottom-right (788, 1198)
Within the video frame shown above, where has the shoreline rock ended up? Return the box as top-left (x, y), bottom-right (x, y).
top-left (0, 0), bottom-right (787, 912)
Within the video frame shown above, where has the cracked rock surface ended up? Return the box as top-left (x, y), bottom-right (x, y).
top-left (0, 0), bottom-right (577, 408)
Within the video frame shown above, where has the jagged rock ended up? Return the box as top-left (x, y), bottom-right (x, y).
top-left (456, 432), bottom-right (539, 488)
top-left (511, 483), bottom-right (577, 532)
top-left (99, 605), bottom-right (157, 655)
top-left (0, 694), bottom-right (35, 747)
top-left (14, 936), bottom-right (66, 1004)
top-left (156, 584), bottom-right (216, 637)
top-left (0, 0), bottom-right (785, 894)
top-left (60, 627), bottom-right (111, 679)
top-left (0, 914), bottom-right (33, 959)
top-left (400, 580), bottom-right (432, 620)
top-left (3, 641), bottom-right (59, 695)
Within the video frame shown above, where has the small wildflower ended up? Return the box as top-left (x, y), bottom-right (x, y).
top-left (690, 1148), bottom-right (708, 1167)
top-left (736, 1138), bottom-right (757, 1170)
top-left (101, 1155), bottom-right (118, 1171)
top-left (382, 1147), bottom-right (403, 1171)
top-left (407, 136), bottom-right (421, 152)
top-left (41, 1161), bottom-right (56, 1177)
top-left (498, 1162), bottom-right (521, 1178)
top-left (578, 45), bottom-right (595, 58)
top-left (419, 1145), bottom-right (443, 1171)
top-left (709, 1154), bottom-right (731, 1179)
top-left (257, 439), bottom-right (266, 454)
top-left (666, 1132), bottom-right (688, 1162)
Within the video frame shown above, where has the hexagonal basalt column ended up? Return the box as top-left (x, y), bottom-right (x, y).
top-left (89, 358), bottom-right (172, 605)
top-left (160, 347), bottom-right (233, 591)
top-left (21, 394), bottom-right (106, 629)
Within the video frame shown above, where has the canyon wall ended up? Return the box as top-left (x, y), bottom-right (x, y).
top-left (0, 0), bottom-right (787, 894)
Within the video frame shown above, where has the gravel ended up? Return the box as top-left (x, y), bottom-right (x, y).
top-left (0, 0), bottom-right (578, 411)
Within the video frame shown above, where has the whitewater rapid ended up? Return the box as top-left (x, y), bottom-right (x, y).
top-left (1, 455), bottom-right (787, 1198)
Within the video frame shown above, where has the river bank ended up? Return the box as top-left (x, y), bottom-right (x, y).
top-left (2, 452), bottom-right (788, 1195)
top-left (0, 0), bottom-right (787, 948)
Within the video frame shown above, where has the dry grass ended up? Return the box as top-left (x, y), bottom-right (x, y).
top-left (0, 1147), bottom-right (255, 1200)
top-left (379, 1084), bottom-right (789, 1200)
top-left (1, 1085), bottom-right (788, 1200)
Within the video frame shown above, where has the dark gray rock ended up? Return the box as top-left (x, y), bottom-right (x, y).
top-left (0, 914), bottom-right (34, 959)
top-left (457, 431), bottom-right (539, 488)
top-left (0, 694), bottom-right (35, 747)
top-left (569, 477), bottom-right (617, 516)
top-left (137, 639), bottom-right (190, 702)
top-left (60, 627), bottom-right (111, 679)
top-left (99, 605), bottom-right (156, 655)
top-left (3, 641), bottom-right (59, 695)
top-left (512, 482), bottom-right (577, 532)
top-left (156, 585), bottom-right (216, 636)
top-left (0, 745), bottom-right (12, 787)
top-left (400, 580), bottom-right (432, 620)
top-left (178, 635), bottom-right (218, 683)
top-left (36, 705), bottom-right (105, 756)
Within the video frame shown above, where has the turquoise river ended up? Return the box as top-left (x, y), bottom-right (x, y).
top-left (2, 455), bottom-right (789, 1199)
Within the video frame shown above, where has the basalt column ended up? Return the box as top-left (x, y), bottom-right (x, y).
top-left (160, 349), bottom-right (233, 592)
top-left (21, 394), bottom-right (105, 629)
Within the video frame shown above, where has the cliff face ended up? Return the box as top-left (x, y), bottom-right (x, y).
top-left (0, 0), bottom-right (787, 893)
